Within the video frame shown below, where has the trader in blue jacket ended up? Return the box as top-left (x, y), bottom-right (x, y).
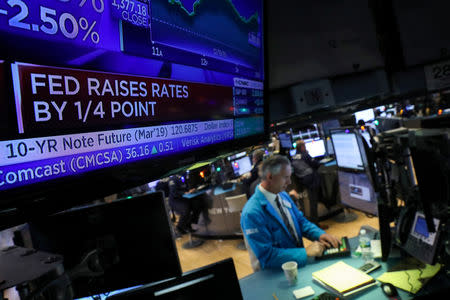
top-left (241, 155), bottom-right (340, 270)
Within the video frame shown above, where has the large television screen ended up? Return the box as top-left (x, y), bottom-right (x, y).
top-left (0, 0), bottom-right (266, 224)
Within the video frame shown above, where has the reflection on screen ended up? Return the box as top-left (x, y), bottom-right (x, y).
top-left (304, 138), bottom-right (326, 158)
top-left (361, 131), bottom-right (372, 148)
top-left (232, 156), bottom-right (252, 176)
top-left (337, 171), bottom-right (377, 215)
top-left (331, 133), bottom-right (364, 170)
top-left (326, 138), bottom-right (334, 155)
top-left (414, 216), bottom-right (430, 238)
top-left (148, 180), bottom-right (160, 190)
top-left (354, 108), bottom-right (375, 123)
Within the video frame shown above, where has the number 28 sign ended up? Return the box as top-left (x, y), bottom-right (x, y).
top-left (424, 60), bottom-right (450, 91)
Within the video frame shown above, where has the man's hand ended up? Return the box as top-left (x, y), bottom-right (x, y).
top-left (305, 241), bottom-right (325, 257)
top-left (319, 233), bottom-right (341, 248)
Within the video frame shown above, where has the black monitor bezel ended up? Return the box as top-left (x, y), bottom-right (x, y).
top-left (27, 191), bottom-right (182, 298)
top-left (106, 258), bottom-right (243, 300)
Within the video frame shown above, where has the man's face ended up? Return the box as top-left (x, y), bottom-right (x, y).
top-left (267, 164), bottom-right (292, 194)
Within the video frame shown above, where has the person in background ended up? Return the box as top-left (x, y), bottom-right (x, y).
top-left (248, 163), bottom-right (263, 198)
top-left (241, 155), bottom-right (340, 270)
top-left (291, 139), bottom-right (324, 224)
top-left (168, 174), bottom-right (196, 234)
top-left (241, 149), bottom-right (266, 197)
top-left (269, 133), bottom-right (280, 153)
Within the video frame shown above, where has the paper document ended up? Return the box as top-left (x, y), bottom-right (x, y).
top-left (312, 261), bottom-right (375, 294)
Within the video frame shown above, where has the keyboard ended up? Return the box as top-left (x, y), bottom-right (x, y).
top-left (316, 237), bottom-right (351, 260)
top-left (319, 157), bottom-right (334, 164)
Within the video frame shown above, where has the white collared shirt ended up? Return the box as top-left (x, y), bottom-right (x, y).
top-left (258, 185), bottom-right (299, 241)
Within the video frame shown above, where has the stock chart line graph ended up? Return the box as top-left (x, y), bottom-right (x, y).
top-left (167, 0), bottom-right (259, 24)
top-left (151, 0), bottom-right (262, 69)
top-left (120, 0), bottom-right (263, 78)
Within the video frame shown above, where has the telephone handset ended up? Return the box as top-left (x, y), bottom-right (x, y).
top-left (394, 206), bottom-right (416, 245)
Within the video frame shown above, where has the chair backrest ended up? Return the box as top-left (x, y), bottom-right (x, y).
top-left (225, 194), bottom-right (248, 213)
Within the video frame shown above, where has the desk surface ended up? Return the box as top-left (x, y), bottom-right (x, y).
top-left (239, 237), bottom-right (411, 300)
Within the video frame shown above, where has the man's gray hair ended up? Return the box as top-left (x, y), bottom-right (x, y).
top-left (261, 155), bottom-right (291, 178)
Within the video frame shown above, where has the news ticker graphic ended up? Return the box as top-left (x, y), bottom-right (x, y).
top-left (233, 77), bottom-right (264, 116)
top-left (234, 116), bottom-right (264, 139)
top-left (0, 119), bottom-right (234, 190)
top-left (12, 62), bottom-right (234, 134)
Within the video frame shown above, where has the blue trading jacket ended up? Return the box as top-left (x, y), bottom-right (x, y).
top-left (241, 186), bottom-right (325, 269)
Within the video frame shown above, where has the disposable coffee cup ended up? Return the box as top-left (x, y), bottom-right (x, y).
top-left (281, 261), bottom-right (298, 285)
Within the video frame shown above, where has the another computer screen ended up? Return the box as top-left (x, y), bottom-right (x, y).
top-left (28, 192), bottom-right (181, 298)
top-left (337, 171), bottom-right (378, 215)
top-left (304, 138), bottom-right (326, 158)
top-left (354, 108), bottom-right (375, 123)
top-left (278, 133), bottom-right (292, 148)
top-left (331, 132), bottom-right (364, 171)
top-left (361, 131), bottom-right (372, 148)
top-left (187, 166), bottom-right (212, 188)
top-left (321, 119), bottom-right (341, 136)
top-left (231, 156), bottom-right (252, 176)
top-left (289, 149), bottom-right (297, 157)
top-left (107, 258), bottom-right (243, 300)
top-left (227, 151), bottom-right (247, 161)
top-left (325, 138), bottom-right (334, 156)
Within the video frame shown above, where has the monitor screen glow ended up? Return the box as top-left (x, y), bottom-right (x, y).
top-left (354, 108), bottom-right (375, 123)
top-left (304, 138), bottom-right (326, 158)
top-left (331, 132), bottom-right (364, 170)
top-left (231, 156), bottom-right (252, 176)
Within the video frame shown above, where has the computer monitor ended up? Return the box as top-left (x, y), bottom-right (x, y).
top-left (331, 131), bottom-right (365, 171)
top-left (187, 166), bottom-right (212, 189)
top-left (354, 108), bottom-right (375, 123)
top-left (278, 133), bottom-right (293, 149)
top-left (304, 138), bottom-right (326, 158)
top-left (227, 151), bottom-right (247, 161)
top-left (107, 258), bottom-right (243, 300)
top-left (289, 149), bottom-right (297, 157)
top-left (231, 156), bottom-right (253, 176)
top-left (321, 119), bottom-right (341, 136)
top-left (337, 171), bottom-right (378, 215)
top-left (28, 192), bottom-right (181, 298)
